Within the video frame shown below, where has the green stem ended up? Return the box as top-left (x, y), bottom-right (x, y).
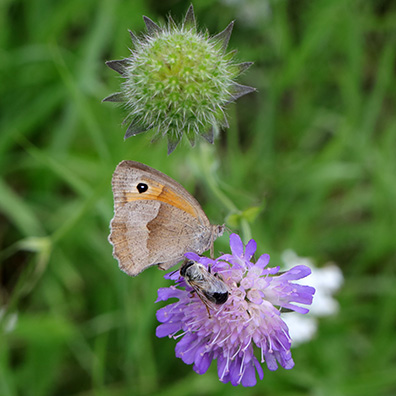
top-left (199, 146), bottom-right (252, 243)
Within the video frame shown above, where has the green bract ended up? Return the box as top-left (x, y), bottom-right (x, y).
top-left (103, 5), bottom-right (255, 154)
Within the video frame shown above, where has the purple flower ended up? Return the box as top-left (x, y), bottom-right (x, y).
top-left (156, 234), bottom-right (315, 387)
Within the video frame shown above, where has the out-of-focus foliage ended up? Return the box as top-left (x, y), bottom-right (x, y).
top-left (1, 0), bottom-right (396, 395)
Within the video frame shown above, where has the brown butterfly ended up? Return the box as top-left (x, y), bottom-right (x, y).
top-left (109, 161), bottom-right (224, 276)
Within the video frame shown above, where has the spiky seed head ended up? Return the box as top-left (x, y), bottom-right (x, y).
top-left (103, 4), bottom-right (255, 154)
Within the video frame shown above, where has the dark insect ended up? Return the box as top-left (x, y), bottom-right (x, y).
top-left (180, 260), bottom-right (229, 315)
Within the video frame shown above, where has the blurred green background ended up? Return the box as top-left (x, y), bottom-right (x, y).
top-left (1, 0), bottom-right (396, 395)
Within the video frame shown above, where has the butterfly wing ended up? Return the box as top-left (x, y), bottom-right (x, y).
top-left (109, 200), bottom-right (161, 276)
top-left (146, 202), bottom-right (213, 270)
top-left (109, 161), bottom-right (215, 276)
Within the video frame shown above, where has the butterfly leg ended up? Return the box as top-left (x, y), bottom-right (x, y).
top-left (209, 230), bottom-right (215, 258)
top-left (210, 240), bottom-right (214, 258)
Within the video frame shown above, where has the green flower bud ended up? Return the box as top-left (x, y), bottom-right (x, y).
top-left (103, 5), bottom-right (255, 154)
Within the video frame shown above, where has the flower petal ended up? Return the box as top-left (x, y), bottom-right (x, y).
top-left (176, 334), bottom-right (201, 364)
top-left (156, 303), bottom-right (182, 323)
top-left (184, 252), bottom-right (201, 262)
top-left (193, 347), bottom-right (213, 374)
top-left (156, 287), bottom-right (184, 302)
top-left (244, 239), bottom-right (257, 261)
top-left (229, 233), bottom-right (243, 257)
top-left (241, 360), bottom-right (257, 387)
top-left (255, 253), bottom-right (270, 269)
top-left (263, 350), bottom-right (278, 371)
top-left (253, 356), bottom-right (264, 380)
top-left (278, 265), bottom-right (312, 280)
top-left (156, 322), bottom-right (181, 338)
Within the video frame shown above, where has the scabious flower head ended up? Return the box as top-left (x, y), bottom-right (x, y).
top-left (156, 234), bottom-right (315, 386)
top-left (103, 5), bottom-right (255, 154)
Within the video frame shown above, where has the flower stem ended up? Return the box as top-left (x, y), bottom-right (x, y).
top-left (198, 145), bottom-right (252, 243)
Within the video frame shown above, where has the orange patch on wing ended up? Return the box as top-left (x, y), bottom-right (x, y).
top-left (124, 181), bottom-right (198, 218)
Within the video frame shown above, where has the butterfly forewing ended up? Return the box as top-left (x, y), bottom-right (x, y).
top-left (109, 161), bottom-right (224, 276)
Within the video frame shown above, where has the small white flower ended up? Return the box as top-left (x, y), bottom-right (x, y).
top-left (281, 250), bottom-right (343, 346)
